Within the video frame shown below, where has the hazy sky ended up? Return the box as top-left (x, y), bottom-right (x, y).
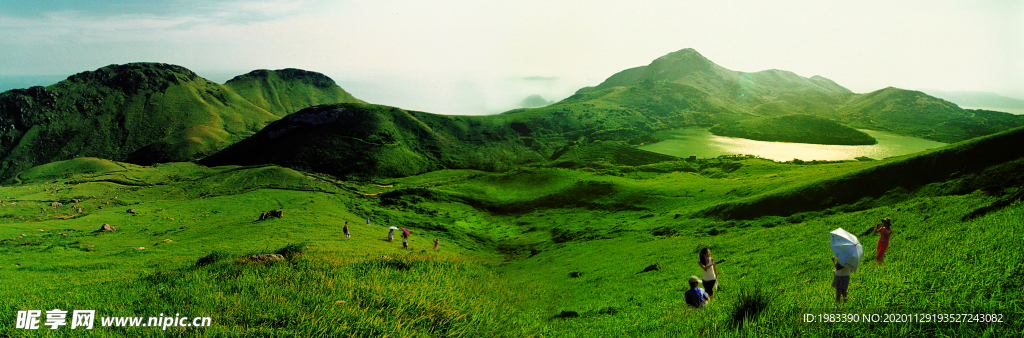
top-left (1, 0), bottom-right (1021, 115)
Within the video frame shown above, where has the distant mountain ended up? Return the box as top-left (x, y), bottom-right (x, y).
top-left (0, 63), bottom-right (361, 180)
top-left (519, 94), bottom-right (553, 108)
top-left (567, 48), bottom-right (1024, 144)
top-left (919, 89), bottom-right (1024, 112)
top-left (837, 87), bottom-right (1024, 143)
top-left (200, 102), bottom-right (679, 180)
top-left (197, 49), bottom-right (1024, 180)
top-left (224, 68), bottom-right (360, 117)
top-left (578, 48), bottom-right (852, 116)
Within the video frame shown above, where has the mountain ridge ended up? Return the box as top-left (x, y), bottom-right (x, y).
top-left (0, 63), bottom-right (362, 180)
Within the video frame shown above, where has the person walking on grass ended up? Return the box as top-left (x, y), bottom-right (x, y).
top-left (831, 256), bottom-right (852, 304)
top-left (874, 217), bottom-right (893, 264)
top-left (684, 276), bottom-right (709, 308)
top-left (343, 221), bottom-right (350, 239)
top-left (387, 228), bottom-right (394, 242)
top-left (401, 230), bottom-right (409, 249)
top-left (698, 248), bottom-right (727, 299)
top-left (433, 238), bottom-right (439, 250)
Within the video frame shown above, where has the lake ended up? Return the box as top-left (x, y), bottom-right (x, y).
top-left (638, 128), bottom-right (947, 161)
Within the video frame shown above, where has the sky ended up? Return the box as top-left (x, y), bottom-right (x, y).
top-left (1, 0), bottom-right (1021, 115)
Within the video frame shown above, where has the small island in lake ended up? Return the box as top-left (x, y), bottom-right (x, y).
top-left (709, 114), bottom-right (877, 145)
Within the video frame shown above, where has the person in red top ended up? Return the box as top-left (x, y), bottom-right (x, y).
top-left (874, 217), bottom-right (893, 264)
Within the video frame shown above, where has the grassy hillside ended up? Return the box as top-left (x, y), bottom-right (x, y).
top-left (839, 87), bottom-right (1024, 143)
top-left (0, 63), bottom-right (362, 181)
top-left (1, 120), bottom-right (1022, 336)
top-left (199, 103), bottom-right (547, 180)
top-left (223, 68), bottom-right (362, 117)
top-left (569, 49), bottom-right (1024, 144)
top-left (709, 114), bottom-right (877, 145)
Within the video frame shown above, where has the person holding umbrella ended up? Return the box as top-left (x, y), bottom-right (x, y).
top-left (433, 238), bottom-right (439, 250)
top-left (400, 228), bottom-right (410, 249)
top-left (831, 256), bottom-right (852, 304)
top-left (829, 228), bottom-right (863, 305)
top-left (388, 227), bottom-right (397, 242)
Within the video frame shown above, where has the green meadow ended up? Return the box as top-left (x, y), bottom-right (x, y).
top-left (1, 126), bottom-right (1022, 337)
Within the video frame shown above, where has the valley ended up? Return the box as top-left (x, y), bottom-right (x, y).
top-left (1, 49), bottom-right (1022, 337)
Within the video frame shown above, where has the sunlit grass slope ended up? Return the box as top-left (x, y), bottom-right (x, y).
top-left (0, 63), bottom-right (362, 180)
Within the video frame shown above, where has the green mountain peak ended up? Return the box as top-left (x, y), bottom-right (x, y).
top-left (0, 63), bottom-right (362, 180)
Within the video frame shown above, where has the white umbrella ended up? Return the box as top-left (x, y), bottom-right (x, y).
top-left (388, 226), bottom-right (399, 230)
top-left (829, 228), bottom-right (863, 272)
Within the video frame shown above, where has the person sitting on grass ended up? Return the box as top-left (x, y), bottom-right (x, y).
top-left (831, 256), bottom-right (852, 304)
top-left (684, 276), bottom-right (709, 308)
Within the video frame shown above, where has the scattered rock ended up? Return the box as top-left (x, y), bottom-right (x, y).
top-left (37, 229), bottom-right (44, 232)
top-left (569, 272), bottom-right (583, 278)
top-left (71, 199), bottom-right (81, 203)
top-left (94, 224), bottom-right (116, 233)
top-left (638, 263), bottom-right (663, 273)
top-left (257, 210), bottom-right (284, 220)
top-left (134, 247), bottom-right (145, 250)
top-left (19, 234), bottom-right (26, 238)
top-left (50, 202), bottom-right (62, 207)
top-left (250, 254), bottom-right (285, 262)
top-left (59, 233), bottom-right (67, 237)
top-left (126, 209), bottom-right (137, 214)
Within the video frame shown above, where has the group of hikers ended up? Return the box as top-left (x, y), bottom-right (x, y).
top-left (341, 220), bottom-right (440, 250)
top-left (684, 217), bottom-right (894, 308)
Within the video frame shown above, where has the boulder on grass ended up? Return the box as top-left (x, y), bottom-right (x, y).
top-left (94, 224), bottom-right (116, 233)
top-left (250, 254), bottom-right (285, 262)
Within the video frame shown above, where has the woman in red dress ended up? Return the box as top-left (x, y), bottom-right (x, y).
top-left (874, 217), bottom-right (893, 264)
